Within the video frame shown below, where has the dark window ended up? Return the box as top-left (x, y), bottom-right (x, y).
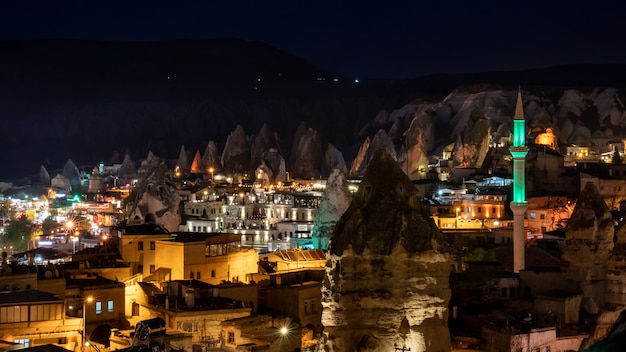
top-left (190, 272), bottom-right (194, 279)
top-left (150, 265), bottom-right (155, 273)
top-left (138, 241), bottom-right (144, 250)
top-left (197, 272), bottom-right (201, 280)
top-left (228, 332), bottom-right (235, 343)
top-left (150, 241), bottom-right (155, 250)
top-left (211, 269), bottom-right (216, 278)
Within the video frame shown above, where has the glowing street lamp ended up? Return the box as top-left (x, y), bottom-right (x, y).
top-left (82, 296), bottom-right (93, 350)
top-left (66, 220), bottom-right (75, 232)
top-left (209, 167), bottom-right (214, 183)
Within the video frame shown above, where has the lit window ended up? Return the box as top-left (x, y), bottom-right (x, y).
top-left (95, 301), bottom-right (102, 315)
top-left (107, 300), bottom-right (114, 313)
top-left (529, 213), bottom-right (536, 219)
top-left (14, 339), bottom-right (29, 348)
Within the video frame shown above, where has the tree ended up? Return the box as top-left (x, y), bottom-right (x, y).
top-left (42, 216), bottom-right (60, 234)
top-left (3, 215), bottom-right (37, 251)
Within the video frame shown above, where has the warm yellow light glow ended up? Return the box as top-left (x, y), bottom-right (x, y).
top-left (280, 327), bottom-right (288, 335)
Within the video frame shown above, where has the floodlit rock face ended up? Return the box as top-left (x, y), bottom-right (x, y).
top-left (322, 143), bottom-right (348, 176)
top-left (310, 169), bottom-right (352, 250)
top-left (453, 107), bottom-right (491, 168)
top-left (288, 127), bottom-right (323, 179)
top-left (350, 130), bottom-right (396, 177)
top-left (39, 165), bottom-right (50, 186)
top-left (318, 149), bottom-right (453, 352)
top-left (221, 125), bottom-right (251, 177)
top-left (201, 141), bottom-right (222, 173)
top-left (62, 159), bottom-right (81, 192)
top-left (127, 152), bottom-right (181, 232)
top-left (607, 223), bottom-right (626, 306)
top-left (255, 148), bottom-right (286, 184)
top-left (118, 153), bottom-right (138, 186)
top-left (175, 145), bottom-right (190, 174)
top-left (349, 136), bottom-right (370, 176)
top-left (563, 181), bottom-right (614, 315)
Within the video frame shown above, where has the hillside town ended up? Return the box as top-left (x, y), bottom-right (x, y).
top-left (2, 89), bottom-right (626, 352)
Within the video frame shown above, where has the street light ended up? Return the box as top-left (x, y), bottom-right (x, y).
top-left (85, 341), bottom-right (101, 352)
top-left (82, 296), bottom-right (93, 351)
top-left (209, 167), bottom-right (214, 183)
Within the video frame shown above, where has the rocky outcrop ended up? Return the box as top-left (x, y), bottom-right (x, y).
top-left (251, 123), bottom-right (280, 172)
top-left (39, 165), bottom-right (50, 186)
top-left (562, 181), bottom-right (614, 319)
top-left (322, 143), bottom-right (348, 176)
top-left (201, 141), bottom-right (222, 174)
top-left (319, 149), bottom-right (453, 352)
top-left (287, 127), bottom-right (323, 179)
top-left (118, 153), bottom-right (138, 186)
top-left (175, 145), bottom-right (190, 175)
top-left (348, 136), bottom-right (370, 177)
top-left (453, 107), bottom-right (491, 168)
top-left (221, 125), bottom-right (251, 178)
top-left (190, 150), bottom-right (203, 174)
top-left (127, 152), bottom-right (181, 232)
top-left (310, 169), bottom-right (352, 250)
top-left (62, 159), bottom-right (81, 192)
top-left (255, 148), bottom-right (286, 184)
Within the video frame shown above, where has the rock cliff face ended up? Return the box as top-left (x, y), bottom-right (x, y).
top-left (287, 126), bottom-right (323, 179)
top-left (118, 153), bottom-right (138, 186)
top-left (452, 107), bottom-right (491, 168)
top-left (221, 125), bottom-right (252, 178)
top-left (318, 149), bottom-right (453, 352)
top-left (562, 181), bottom-right (614, 317)
top-left (201, 141), bottom-right (222, 173)
top-left (608, 224), bottom-right (626, 306)
top-left (127, 152), bottom-right (181, 232)
top-left (310, 169), bottom-right (352, 250)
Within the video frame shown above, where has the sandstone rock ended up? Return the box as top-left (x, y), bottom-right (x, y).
top-left (319, 149), bottom-right (453, 352)
top-left (310, 169), bottom-right (352, 250)
top-left (221, 125), bottom-right (252, 177)
top-left (563, 181), bottom-right (614, 315)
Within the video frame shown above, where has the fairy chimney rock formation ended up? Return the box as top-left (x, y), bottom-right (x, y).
top-left (319, 148), bottom-right (453, 352)
top-left (562, 181), bottom-right (614, 315)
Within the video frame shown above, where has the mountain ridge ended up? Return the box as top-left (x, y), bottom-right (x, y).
top-left (1, 39), bottom-right (626, 181)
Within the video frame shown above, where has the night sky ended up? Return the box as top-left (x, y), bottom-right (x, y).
top-left (2, 0), bottom-right (625, 79)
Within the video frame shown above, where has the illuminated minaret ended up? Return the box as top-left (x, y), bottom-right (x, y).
top-left (510, 87), bottom-right (528, 273)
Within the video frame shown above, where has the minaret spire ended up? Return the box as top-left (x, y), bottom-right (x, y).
top-left (510, 86), bottom-right (529, 273)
